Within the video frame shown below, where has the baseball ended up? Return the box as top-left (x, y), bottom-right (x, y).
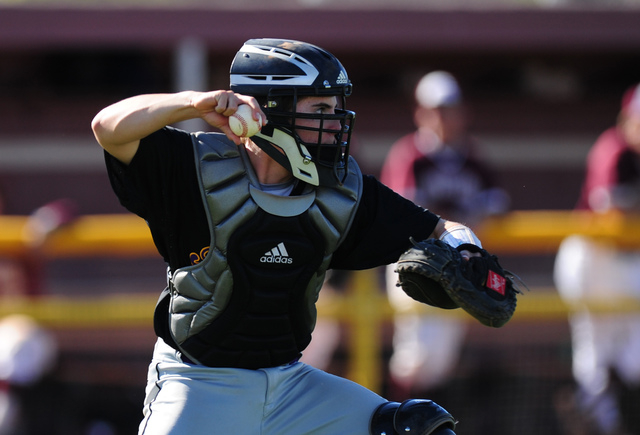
top-left (229, 104), bottom-right (262, 137)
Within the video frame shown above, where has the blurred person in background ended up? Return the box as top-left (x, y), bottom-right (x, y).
top-left (554, 83), bottom-right (640, 435)
top-left (0, 314), bottom-right (58, 434)
top-left (0, 190), bottom-right (77, 296)
top-left (381, 71), bottom-right (510, 402)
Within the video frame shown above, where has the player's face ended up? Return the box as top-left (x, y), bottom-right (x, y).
top-left (415, 105), bottom-right (467, 144)
top-left (294, 96), bottom-right (343, 145)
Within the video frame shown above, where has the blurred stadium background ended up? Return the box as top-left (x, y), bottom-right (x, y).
top-left (2, 0), bottom-right (640, 434)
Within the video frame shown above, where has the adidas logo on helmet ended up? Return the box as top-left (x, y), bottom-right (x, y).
top-left (336, 70), bottom-right (348, 85)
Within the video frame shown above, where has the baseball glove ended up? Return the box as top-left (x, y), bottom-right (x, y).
top-left (395, 238), bottom-right (523, 328)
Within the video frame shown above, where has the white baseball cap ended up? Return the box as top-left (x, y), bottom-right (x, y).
top-left (415, 71), bottom-right (462, 108)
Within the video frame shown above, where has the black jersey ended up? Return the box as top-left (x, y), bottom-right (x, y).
top-left (105, 126), bottom-right (440, 273)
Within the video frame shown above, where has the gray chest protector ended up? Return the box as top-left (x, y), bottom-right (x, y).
top-left (168, 133), bottom-right (362, 369)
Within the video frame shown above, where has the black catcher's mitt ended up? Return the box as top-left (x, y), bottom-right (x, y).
top-left (395, 238), bottom-right (522, 328)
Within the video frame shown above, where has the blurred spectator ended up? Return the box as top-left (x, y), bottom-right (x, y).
top-left (0, 192), bottom-right (77, 296)
top-left (554, 83), bottom-right (640, 435)
top-left (0, 314), bottom-right (58, 434)
top-left (380, 71), bottom-right (509, 225)
top-left (22, 198), bottom-right (77, 249)
top-left (380, 71), bottom-right (509, 400)
top-left (576, 84), bottom-right (640, 213)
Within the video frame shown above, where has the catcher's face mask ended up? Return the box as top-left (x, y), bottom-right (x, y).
top-left (230, 38), bottom-right (355, 186)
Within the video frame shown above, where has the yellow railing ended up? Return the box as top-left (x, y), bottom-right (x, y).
top-left (4, 210), bottom-right (640, 257)
top-left (2, 210), bottom-right (640, 391)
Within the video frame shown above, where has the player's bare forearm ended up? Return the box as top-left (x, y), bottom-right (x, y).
top-left (91, 92), bottom-right (200, 164)
top-left (91, 91), bottom-right (265, 165)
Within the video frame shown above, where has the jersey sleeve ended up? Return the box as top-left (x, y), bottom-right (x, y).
top-left (104, 126), bottom-right (195, 218)
top-left (103, 126), bottom-right (209, 268)
top-left (330, 175), bottom-right (440, 270)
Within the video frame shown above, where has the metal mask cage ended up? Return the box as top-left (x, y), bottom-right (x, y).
top-left (264, 89), bottom-right (355, 183)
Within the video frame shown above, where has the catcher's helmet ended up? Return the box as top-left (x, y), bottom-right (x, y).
top-left (230, 38), bottom-right (355, 186)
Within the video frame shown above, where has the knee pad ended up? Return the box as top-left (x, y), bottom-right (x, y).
top-left (370, 399), bottom-right (457, 435)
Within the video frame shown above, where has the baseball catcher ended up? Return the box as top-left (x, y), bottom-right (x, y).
top-left (395, 226), bottom-right (523, 328)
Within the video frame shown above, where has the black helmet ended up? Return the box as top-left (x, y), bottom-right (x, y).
top-left (230, 38), bottom-right (355, 186)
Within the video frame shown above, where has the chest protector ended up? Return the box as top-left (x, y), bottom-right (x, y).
top-left (168, 133), bottom-right (362, 369)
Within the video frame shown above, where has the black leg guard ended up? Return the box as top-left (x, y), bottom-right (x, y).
top-left (370, 399), bottom-right (457, 435)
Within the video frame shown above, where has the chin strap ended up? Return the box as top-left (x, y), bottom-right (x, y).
top-left (251, 135), bottom-right (293, 173)
top-left (253, 126), bottom-right (320, 186)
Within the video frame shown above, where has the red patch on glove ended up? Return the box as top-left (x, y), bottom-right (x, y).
top-left (487, 270), bottom-right (506, 296)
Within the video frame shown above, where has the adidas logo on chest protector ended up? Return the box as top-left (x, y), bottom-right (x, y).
top-left (260, 242), bottom-right (293, 264)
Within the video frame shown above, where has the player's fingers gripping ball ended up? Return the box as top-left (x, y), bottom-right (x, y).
top-left (229, 104), bottom-right (263, 137)
top-left (395, 238), bottom-right (524, 328)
